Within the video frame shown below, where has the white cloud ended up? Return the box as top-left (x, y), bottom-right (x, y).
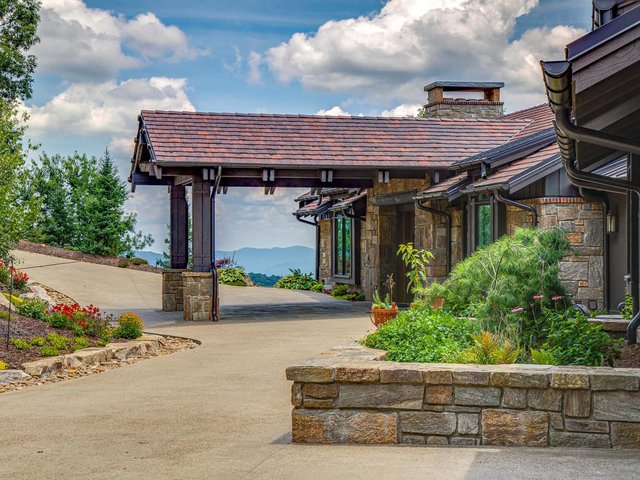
top-left (316, 106), bottom-right (350, 116)
top-left (264, 0), bottom-right (584, 110)
top-left (248, 51), bottom-right (263, 85)
top-left (33, 0), bottom-right (206, 82)
top-left (26, 77), bottom-right (195, 138)
top-left (380, 103), bottom-right (421, 117)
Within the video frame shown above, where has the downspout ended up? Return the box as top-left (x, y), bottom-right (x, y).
top-left (296, 215), bottom-right (320, 281)
top-left (416, 199), bottom-right (452, 275)
top-left (210, 167), bottom-right (222, 322)
top-left (579, 188), bottom-right (610, 311)
top-left (494, 190), bottom-right (538, 227)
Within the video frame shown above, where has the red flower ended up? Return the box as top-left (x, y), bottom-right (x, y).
top-left (551, 295), bottom-right (564, 301)
top-left (512, 306), bottom-right (524, 313)
top-left (533, 294), bottom-right (544, 300)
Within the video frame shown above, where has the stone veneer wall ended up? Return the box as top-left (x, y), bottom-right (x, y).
top-left (182, 272), bottom-right (212, 321)
top-left (421, 101), bottom-right (504, 119)
top-left (162, 269), bottom-right (187, 312)
top-left (505, 197), bottom-right (604, 309)
top-left (318, 219), bottom-right (332, 285)
top-left (288, 345), bottom-right (640, 448)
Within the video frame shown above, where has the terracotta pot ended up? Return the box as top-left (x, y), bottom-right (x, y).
top-left (371, 305), bottom-right (399, 328)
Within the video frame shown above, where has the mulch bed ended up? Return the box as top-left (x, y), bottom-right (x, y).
top-left (614, 344), bottom-right (640, 368)
top-left (0, 305), bottom-right (123, 369)
top-left (15, 240), bottom-right (163, 274)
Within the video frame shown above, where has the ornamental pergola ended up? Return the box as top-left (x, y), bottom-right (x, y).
top-left (128, 109), bottom-right (529, 320)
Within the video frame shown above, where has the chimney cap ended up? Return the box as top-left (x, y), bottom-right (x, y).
top-left (424, 81), bottom-right (504, 92)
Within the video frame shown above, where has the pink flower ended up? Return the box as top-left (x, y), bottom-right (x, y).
top-left (533, 294), bottom-right (544, 300)
top-left (512, 306), bottom-right (524, 313)
top-left (551, 295), bottom-right (564, 301)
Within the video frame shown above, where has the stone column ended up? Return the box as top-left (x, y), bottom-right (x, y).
top-left (191, 177), bottom-right (212, 272)
top-left (169, 185), bottom-right (189, 269)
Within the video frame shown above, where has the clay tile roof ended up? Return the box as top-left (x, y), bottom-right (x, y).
top-left (417, 173), bottom-right (471, 201)
top-left (139, 111), bottom-right (531, 170)
top-left (467, 143), bottom-right (561, 192)
top-left (502, 104), bottom-right (555, 139)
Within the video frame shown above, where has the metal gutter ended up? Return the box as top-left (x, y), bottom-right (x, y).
top-left (296, 215), bottom-right (321, 280)
top-left (415, 199), bottom-right (452, 274)
top-left (494, 190), bottom-right (538, 227)
top-left (210, 167), bottom-right (222, 322)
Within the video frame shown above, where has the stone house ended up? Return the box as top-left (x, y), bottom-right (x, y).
top-left (296, 83), bottom-right (615, 310)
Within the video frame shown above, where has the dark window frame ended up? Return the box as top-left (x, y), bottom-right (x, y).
top-left (331, 214), bottom-right (358, 284)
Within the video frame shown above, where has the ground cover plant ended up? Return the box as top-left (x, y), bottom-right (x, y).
top-left (218, 267), bottom-right (249, 286)
top-left (364, 228), bottom-right (624, 367)
top-left (275, 268), bottom-right (323, 291)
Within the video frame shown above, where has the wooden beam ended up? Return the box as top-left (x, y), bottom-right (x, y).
top-left (169, 185), bottom-right (188, 269)
top-left (132, 172), bottom-right (173, 186)
top-left (192, 177), bottom-right (212, 272)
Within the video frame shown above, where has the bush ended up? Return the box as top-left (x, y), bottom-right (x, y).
top-left (542, 309), bottom-right (622, 366)
top-left (421, 227), bottom-right (571, 349)
top-left (30, 336), bottom-right (45, 347)
top-left (10, 338), bottom-right (30, 350)
top-left (363, 308), bottom-right (479, 362)
top-left (0, 311), bottom-right (9, 320)
top-left (0, 360), bottom-right (7, 370)
top-left (218, 267), bottom-right (248, 286)
top-left (446, 331), bottom-right (520, 365)
top-left (47, 311), bottom-right (73, 329)
top-left (46, 333), bottom-right (70, 350)
top-left (130, 257), bottom-right (148, 266)
top-left (621, 294), bottom-right (633, 320)
top-left (49, 303), bottom-right (113, 338)
top-left (331, 284), bottom-right (349, 297)
top-left (17, 299), bottom-right (49, 320)
top-left (115, 312), bottom-right (144, 339)
top-left (310, 283), bottom-right (324, 293)
top-left (73, 336), bottom-right (91, 350)
top-left (275, 269), bottom-right (323, 291)
top-left (40, 346), bottom-right (59, 357)
top-left (117, 259), bottom-right (129, 268)
top-left (0, 263), bottom-right (10, 285)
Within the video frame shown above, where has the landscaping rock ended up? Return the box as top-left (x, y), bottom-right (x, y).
top-left (0, 293), bottom-right (11, 309)
top-left (400, 412), bottom-right (457, 435)
top-left (339, 384), bottom-right (424, 409)
top-left (22, 357), bottom-right (65, 377)
top-left (454, 387), bottom-right (501, 406)
top-left (0, 370), bottom-right (31, 384)
top-left (611, 422), bottom-right (640, 449)
top-left (482, 409), bottom-right (548, 447)
top-left (292, 409), bottom-right (397, 444)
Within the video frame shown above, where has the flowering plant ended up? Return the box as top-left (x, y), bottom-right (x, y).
top-left (0, 261), bottom-right (28, 290)
top-left (50, 303), bottom-right (113, 338)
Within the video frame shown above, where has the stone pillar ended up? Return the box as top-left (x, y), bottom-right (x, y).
top-left (182, 272), bottom-right (212, 321)
top-left (191, 177), bottom-right (212, 273)
top-left (162, 269), bottom-right (187, 311)
top-left (170, 185), bottom-right (189, 269)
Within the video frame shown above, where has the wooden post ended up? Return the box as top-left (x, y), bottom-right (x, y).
top-left (191, 177), bottom-right (212, 272)
top-left (169, 185), bottom-right (188, 269)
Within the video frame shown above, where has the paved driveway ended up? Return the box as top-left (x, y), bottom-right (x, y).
top-left (1, 252), bottom-right (639, 479)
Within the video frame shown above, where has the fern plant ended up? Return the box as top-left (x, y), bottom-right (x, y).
top-left (446, 331), bottom-right (520, 365)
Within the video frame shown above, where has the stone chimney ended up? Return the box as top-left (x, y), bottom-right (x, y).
top-left (422, 81), bottom-right (504, 119)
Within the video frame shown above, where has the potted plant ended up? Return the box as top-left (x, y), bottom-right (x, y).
top-left (371, 274), bottom-right (398, 328)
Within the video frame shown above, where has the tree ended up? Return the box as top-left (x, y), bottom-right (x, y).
top-left (78, 150), bottom-right (153, 256)
top-left (0, 103), bottom-right (36, 258)
top-left (0, 0), bottom-right (40, 102)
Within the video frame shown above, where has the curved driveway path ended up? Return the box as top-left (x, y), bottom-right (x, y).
top-left (1, 252), bottom-right (639, 479)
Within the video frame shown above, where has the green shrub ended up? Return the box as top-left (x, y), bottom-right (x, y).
top-left (97, 339), bottom-right (109, 347)
top-left (275, 269), bottom-right (323, 291)
top-left (10, 338), bottom-right (30, 350)
top-left (621, 294), bottom-right (633, 320)
top-left (530, 348), bottom-right (557, 365)
top-left (115, 312), bottom-right (144, 339)
top-left (40, 346), bottom-right (59, 357)
top-left (363, 308), bottom-right (479, 362)
top-left (0, 311), bottom-right (9, 320)
top-left (0, 360), bottom-right (7, 370)
top-left (117, 259), bottom-right (129, 268)
top-left (542, 309), bottom-right (622, 366)
top-left (47, 312), bottom-right (73, 329)
top-left (46, 333), bottom-right (70, 350)
top-left (445, 331), bottom-right (520, 365)
top-left (0, 265), bottom-right (10, 285)
top-left (30, 336), bottom-right (46, 347)
top-left (17, 299), bottom-right (49, 321)
top-left (218, 267), bottom-right (248, 286)
top-left (130, 257), bottom-right (148, 266)
top-left (331, 284), bottom-right (349, 297)
top-left (73, 336), bottom-right (91, 350)
top-left (421, 227), bottom-right (571, 349)
top-left (310, 283), bottom-right (324, 293)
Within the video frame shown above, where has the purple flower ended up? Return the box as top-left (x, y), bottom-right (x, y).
top-left (551, 295), bottom-right (564, 301)
top-left (533, 294), bottom-right (544, 300)
top-left (512, 306), bottom-right (524, 313)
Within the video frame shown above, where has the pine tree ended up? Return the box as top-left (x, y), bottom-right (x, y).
top-left (79, 150), bottom-right (152, 256)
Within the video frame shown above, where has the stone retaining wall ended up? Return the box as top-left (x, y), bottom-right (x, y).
top-left (182, 272), bottom-right (213, 321)
top-left (287, 345), bottom-right (640, 448)
top-left (162, 269), bottom-right (187, 312)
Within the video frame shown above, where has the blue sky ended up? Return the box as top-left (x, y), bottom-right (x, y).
top-left (24, 0), bottom-right (591, 252)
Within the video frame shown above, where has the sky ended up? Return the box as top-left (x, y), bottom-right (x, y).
top-left (22, 0), bottom-right (592, 252)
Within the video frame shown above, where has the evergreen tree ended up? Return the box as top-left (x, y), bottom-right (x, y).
top-left (79, 150), bottom-right (152, 256)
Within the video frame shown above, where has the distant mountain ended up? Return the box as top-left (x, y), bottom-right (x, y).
top-left (134, 246), bottom-right (315, 276)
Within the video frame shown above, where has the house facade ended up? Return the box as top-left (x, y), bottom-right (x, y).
top-left (298, 83), bottom-right (613, 310)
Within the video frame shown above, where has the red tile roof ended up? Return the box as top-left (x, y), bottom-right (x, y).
top-left (469, 143), bottom-right (561, 191)
top-left (140, 111), bottom-right (532, 170)
top-left (417, 173), bottom-right (471, 199)
top-left (502, 104), bottom-right (555, 139)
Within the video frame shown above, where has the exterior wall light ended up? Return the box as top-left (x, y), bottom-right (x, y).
top-left (606, 211), bottom-right (617, 233)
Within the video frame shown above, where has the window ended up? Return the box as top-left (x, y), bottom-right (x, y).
top-left (334, 216), bottom-right (352, 277)
top-left (475, 203), bottom-right (492, 249)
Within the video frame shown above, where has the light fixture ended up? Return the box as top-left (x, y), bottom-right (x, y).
top-left (606, 211), bottom-right (617, 233)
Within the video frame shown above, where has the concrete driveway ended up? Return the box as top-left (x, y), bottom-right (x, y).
top-left (2, 252), bottom-right (639, 479)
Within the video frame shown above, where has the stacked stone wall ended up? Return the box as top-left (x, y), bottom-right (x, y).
top-left (421, 102), bottom-right (504, 119)
top-left (182, 272), bottom-right (212, 321)
top-left (288, 346), bottom-right (640, 448)
top-left (162, 269), bottom-right (187, 312)
top-left (318, 219), bottom-right (332, 284)
top-left (506, 197), bottom-right (605, 309)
